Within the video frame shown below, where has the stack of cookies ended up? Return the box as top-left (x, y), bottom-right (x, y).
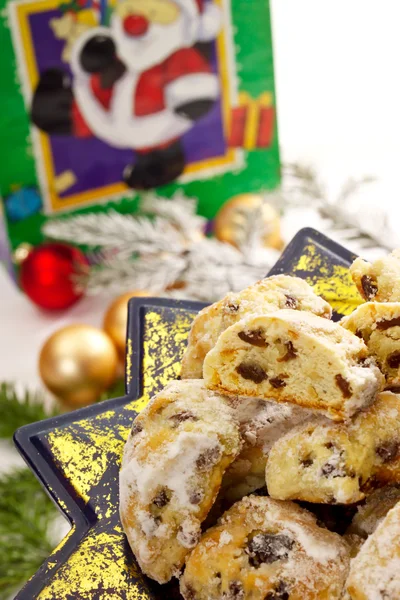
top-left (120, 251), bottom-right (400, 600)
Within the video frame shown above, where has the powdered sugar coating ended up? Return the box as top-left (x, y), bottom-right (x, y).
top-left (119, 379), bottom-right (241, 584)
top-left (266, 419), bottom-right (375, 505)
top-left (347, 485), bottom-right (400, 539)
top-left (180, 495), bottom-right (350, 600)
top-left (221, 397), bottom-right (319, 502)
top-left (345, 500), bottom-right (400, 599)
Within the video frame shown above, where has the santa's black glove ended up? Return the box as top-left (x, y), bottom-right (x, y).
top-left (80, 35), bottom-right (116, 73)
top-left (174, 99), bottom-right (215, 121)
top-left (31, 68), bottom-right (73, 135)
top-left (79, 35), bottom-right (126, 87)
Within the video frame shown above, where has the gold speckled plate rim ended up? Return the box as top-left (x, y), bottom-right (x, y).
top-left (13, 228), bottom-right (357, 599)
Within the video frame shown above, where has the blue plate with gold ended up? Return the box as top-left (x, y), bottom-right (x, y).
top-left (14, 228), bottom-right (361, 599)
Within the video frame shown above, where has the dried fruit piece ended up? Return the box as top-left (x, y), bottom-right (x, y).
top-left (238, 328), bottom-right (268, 347)
top-left (361, 275), bottom-right (378, 300)
top-left (169, 411), bottom-right (198, 425)
top-left (387, 351), bottom-right (400, 369)
top-left (278, 341), bottom-right (297, 362)
top-left (321, 462), bottom-right (348, 478)
top-left (196, 446), bottom-right (221, 471)
top-left (285, 294), bottom-right (298, 309)
top-left (265, 581), bottom-right (290, 600)
top-left (269, 377), bottom-right (286, 389)
top-left (236, 362), bottom-right (268, 384)
top-left (376, 317), bottom-right (400, 330)
top-left (226, 581), bottom-right (244, 599)
top-left (189, 491), bottom-right (203, 505)
top-left (376, 441), bottom-right (400, 463)
top-left (335, 374), bottom-right (352, 399)
top-left (130, 421), bottom-right (143, 437)
top-left (152, 488), bottom-right (170, 508)
top-left (246, 533), bottom-right (294, 567)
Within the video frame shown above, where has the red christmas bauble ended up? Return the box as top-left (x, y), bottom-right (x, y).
top-left (20, 242), bottom-right (89, 310)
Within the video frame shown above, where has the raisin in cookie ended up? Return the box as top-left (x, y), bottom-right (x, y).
top-left (203, 310), bottom-right (383, 421)
top-left (350, 249), bottom-right (400, 302)
top-left (181, 275), bottom-right (332, 379)
top-left (119, 380), bottom-right (241, 583)
top-left (266, 421), bottom-right (375, 504)
top-left (341, 302), bottom-right (400, 389)
top-left (345, 499), bottom-right (400, 599)
top-left (346, 484), bottom-right (400, 538)
top-left (221, 397), bottom-right (316, 503)
top-left (180, 495), bottom-right (350, 600)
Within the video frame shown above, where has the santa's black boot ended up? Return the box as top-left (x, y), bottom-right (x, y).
top-left (31, 69), bottom-right (73, 135)
top-left (174, 97), bottom-right (215, 122)
top-left (123, 141), bottom-right (186, 190)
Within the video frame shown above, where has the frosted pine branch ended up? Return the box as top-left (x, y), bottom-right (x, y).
top-left (44, 211), bottom-right (186, 254)
top-left (140, 192), bottom-right (207, 240)
top-left (82, 234), bottom-right (276, 301)
top-left (83, 254), bottom-right (186, 296)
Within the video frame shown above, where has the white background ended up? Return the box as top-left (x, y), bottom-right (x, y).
top-left (2, 0), bottom-right (400, 463)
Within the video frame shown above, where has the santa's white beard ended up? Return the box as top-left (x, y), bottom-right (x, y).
top-left (111, 11), bottom-right (198, 73)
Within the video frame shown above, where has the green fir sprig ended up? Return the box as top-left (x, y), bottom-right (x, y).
top-left (0, 380), bottom-right (126, 597)
top-left (0, 382), bottom-right (59, 440)
top-left (0, 469), bottom-right (57, 599)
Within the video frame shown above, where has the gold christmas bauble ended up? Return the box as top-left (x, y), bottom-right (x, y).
top-left (214, 193), bottom-right (284, 250)
top-left (103, 290), bottom-right (150, 358)
top-left (39, 324), bottom-right (118, 408)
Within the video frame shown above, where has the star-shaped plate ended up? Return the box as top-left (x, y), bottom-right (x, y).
top-left (14, 228), bottom-right (360, 599)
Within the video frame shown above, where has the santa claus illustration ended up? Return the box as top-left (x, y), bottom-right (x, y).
top-left (31, 0), bottom-right (222, 189)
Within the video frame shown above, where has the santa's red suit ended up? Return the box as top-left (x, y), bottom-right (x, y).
top-left (69, 0), bottom-right (221, 152)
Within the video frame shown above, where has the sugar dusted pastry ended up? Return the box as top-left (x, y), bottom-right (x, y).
top-left (180, 495), bottom-right (350, 600)
top-left (266, 420), bottom-right (374, 505)
top-left (355, 390), bottom-right (400, 486)
top-left (221, 397), bottom-right (316, 502)
top-left (119, 380), bottom-right (241, 583)
top-left (181, 275), bottom-right (332, 379)
top-left (203, 309), bottom-right (384, 421)
top-left (347, 484), bottom-right (400, 538)
top-left (341, 301), bottom-right (400, 389)
top-left (345, 499), bottom-right (400, 599)
top-left (350, 249), bottom-right (400, 302)
top-left (266, 392), bottom-right (400, 505)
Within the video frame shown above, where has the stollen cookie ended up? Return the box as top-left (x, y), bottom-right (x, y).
top-left (181, 275), bottom-right (332, 379)
top-left (355, 391), bottom-right (400, 486)
top-left (266, 421), bottom-right (374, 505)
top-left (266, 392), bottom-right (400, 504)
top-left (119, 380), bottom-right (241, 583)
top-left (341, 301), bottom-right (400, 389)
top-left (345, 499), bottom-right (400, 599)
top-left (350, 249), bottom-right (400, 302)
top-left (203, 309), bottom-right (383, 421)
top-left (346, 484), bottom-right (400, 538)
top-left (221, 397), bottom-right (316, 503)
top-left (180, 495), bottom-right (350, 600)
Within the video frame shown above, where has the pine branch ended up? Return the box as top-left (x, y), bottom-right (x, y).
top-left (282, 162), bottom-right (325, 203)
top-left (0, 469), bottom-right (57, 598)
top-left (84, 254), bottom-right (187, 296)
top-left (44, 211), bottom-right (186, 254)
top-left (140, 192), bottom-right (207, 240)
top-left (0, 383), bottom-right (59, 440)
